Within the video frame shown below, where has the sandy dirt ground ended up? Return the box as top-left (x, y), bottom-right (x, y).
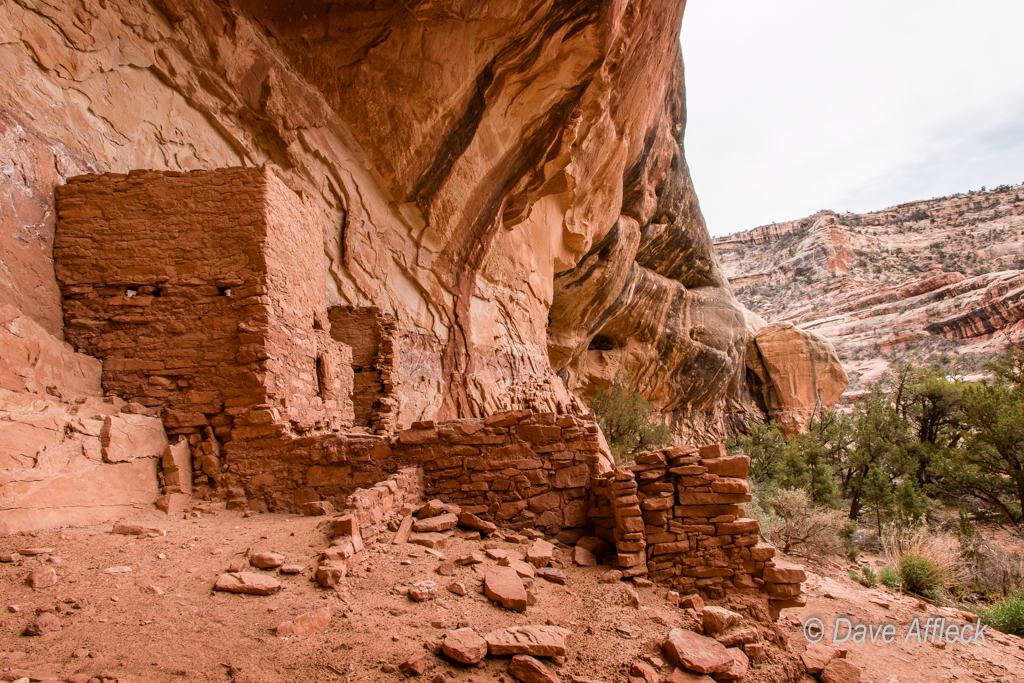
top-left (2, 505), bottom-right (1023, 683)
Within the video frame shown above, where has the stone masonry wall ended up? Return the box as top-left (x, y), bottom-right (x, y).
top-left (590, 443), bottom-right (806, 614)
top-left (54, 167), bottom-right (354, 498)
top-left (395, 411), bottom-right (609, 537)
top-left (327, 305), bottom-right (400, 434)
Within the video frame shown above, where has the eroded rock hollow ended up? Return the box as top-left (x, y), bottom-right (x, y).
top-left (1, 0), bottom-right (843, 469)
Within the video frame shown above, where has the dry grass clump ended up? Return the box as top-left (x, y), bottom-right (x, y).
top-left (882, 526), bottom-right (967, 599)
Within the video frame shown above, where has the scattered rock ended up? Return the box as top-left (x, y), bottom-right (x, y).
top-left (448, 581), bottom-right (468, 596)
top-left (701, 606), bottom-right (742, 634)
top-left (409, 532), bottom-right (450, 549)
top-left (409, 581), bottom-right (438, 602)
top-left (25, 567), bottom-right (57, 589)
top-left (509, 655), bottom-right (559, 683)
top-left (484, 566), bottom-right (528, 612)
top-left (820, 659), bottom-right (861, 683)
top-left (679, 594), bottom-right (704, 611)
top-left (400, 651), bottom-right (429, 676)
top-left (485, 625), bottom-right (573, 657)
top-left (436, 561), bottom-right (456, 576)
top-left (0, 552), bottom-right (19, 562)
top-left (250, 552), bottom-right (285, 569)
top-left (18, 548), bottom-right (54, 556)
top-left (280, 564), bottom-right (304, 574)
top-left (214, 572), bottom-right (282, 595)
top-left (715, 648), bottom-right (749, 680)
top-left (572, 546), bottom-right (597, 567)
top-left (801, 644), bottom-right (840, 674)
top-left (301, 501), bottom-right (334, 516)
top-left (275, 607), bottom-right (334, 637)
top-left (526, 540), bottom-right (554, 568)
top-left (442, 628), bottom-right (488, 664)
top-left (317, 565), bottom-right (346, 588)
top-left (458, 512), bottom-right (498, 535)
top-left (416, 500), bottom-right (448, 518)
top-left (598, 570), bottom-right (622, 583)
top-left (630, 661), bottom-right (659, 683)
top-left (103, 566), bottom-right (132, 574)
top-left (499, 556), bottom-right (537, 579)
top-left (662, 628), bottom-right (733, 674)
top-left (662, 670), bottom-right (713, 683)
top-left (538, 567), bottom-right (566, 585)
top-left (455, 552), bottom-right (485, 566)
top-left (23, 612), bottom-right (60, 636)
top-left (716, 628), bottom-right (757, 648)
top-left (413, 512), bottom-right (459, 533)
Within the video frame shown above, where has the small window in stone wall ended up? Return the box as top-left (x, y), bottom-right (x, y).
top-left (315, 355), bottom-right (328, 399)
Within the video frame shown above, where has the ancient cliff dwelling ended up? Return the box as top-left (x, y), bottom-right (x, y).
top-left (7, 2), bottom-right (1002, 683)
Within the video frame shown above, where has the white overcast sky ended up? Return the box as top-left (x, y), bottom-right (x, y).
top-left (679, 0), bottom-right (1024, 237)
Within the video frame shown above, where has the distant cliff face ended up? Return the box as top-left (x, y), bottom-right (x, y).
top-left (716, 184), bottom-right (1024, 391)
top-left (0, 0), bottom-right (839, 440)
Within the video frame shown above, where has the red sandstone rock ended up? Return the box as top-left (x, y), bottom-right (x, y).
top-left (763, 562), bottom-right (806, 584)
top-left (702, 456), bottom-right (750, 479)
top-left (701, 606), bottom-right (742, 635)
top-left (801, 644), bottom-right (841, 674)
top-left (526, 540), bottom-right (554, 568)
top-left (214, 572), bottom-right (282, 595)
top-left (412, 512), bottom-right (458, 533)
top-left (508, 655), bottom-right (558, 683)
top-left (573, 546), bottom-right (597, 567)
top-left (441, 628), bottom-right (488, 664)
top-left (484, 566), bottom-right (528, 612)
top-left (250, 553), bottom-right (285, 569)
top-left (400, 652), bottom-right (429, 676)
top-left (663, 629), bottom-right (733, 674)
top-left (820, 659), bottom-right (861, 683)
top-left (23, 612), bottom-right (60, 636)
top-left (25, 566), bottom-right (57, 589)
top-left (457, 512), bottom-right (498, 535)
top-left (714, 648), bottom-right (749, 681)
top-left (275, 607), bottom-right (334, 637)
top-left (485, 625), bottom-right (572, 657)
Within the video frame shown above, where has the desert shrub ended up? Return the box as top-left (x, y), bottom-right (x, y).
top-left (747, 482), bottom-right (782, 541)
top-left (899, 553), bottom-right (944, 596)
top-left (883, 527), bottom-right (965, 600)
top-left (979, 593), bottom-right (1024, 636)
top-left (762, 488), bottom-right (847, 558)
top-left (849, 566), bottom-right (878, 587)
top-left (880, 566), bottom-right (902, 591)
top-left (591, 372), bottom-right (672, 465)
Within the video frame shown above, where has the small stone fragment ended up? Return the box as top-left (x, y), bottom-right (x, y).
top-left (275, 607), bottom-right (334, 637)
top-left (416, 500), bottom-right (448, 518)
top-left (280, 564), bottom-right (304, 574)
top-left (448, 581), bottom-right (468, 596)
top-left (715, 648), bottom-right (749, 681)
top-left (458, 512), bottom-right (498, 535)
top-left (537, 567), bottom-right (566, 585)
top-left (679, 593), bottom-right (705, 611)
top-left (250, 552), bottom-right (285, 569)
top-left (820, 659), bottom-right (861, 683)
top-left (25, 567), bottom-right (57, 589)
top-left (508, 655), bottom-right (559, 683)
top-left (214, 572), bottom-right (282, 595)
top-left (573, 546), bottom-right (597, 567)
top-left (400, 651), bottom-right (429, 676)
top-left (317, 565), bottom-right (346, 588)
top-left (442, 628), bottom-right (488, 664)
top-left (301, 501), bottom-right (335, 516)
top-left (436, 561), bottom-right (456, 576)
top-left (801, 644), bottom-right (840, 674)
top-left (701, 606), bottom-right (742, 634)
top-left (23, 612), bottom-right (61, 636)
top-left (18, 547), bottom-right (54, 556)
top-left (410, 581), bottom-right (438, 602)
top-left (455, 552), bottom-right (484, 566)
top-left (103, 566), bottom-right (132, 574)
top-left (112, 522), bottom-right (166, 537)
top-left (598, 570), bottom-right (623, 583)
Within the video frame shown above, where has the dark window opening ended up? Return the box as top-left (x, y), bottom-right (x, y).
top-left (588, 335), bottom-right (615, 351)
top-left (219, 287), bottom-right (232, 297)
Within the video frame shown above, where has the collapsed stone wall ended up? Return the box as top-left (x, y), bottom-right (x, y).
top-left (590, 444), bottom-right (806, 614)
top-left (327, 306), bottom-right (400, 434)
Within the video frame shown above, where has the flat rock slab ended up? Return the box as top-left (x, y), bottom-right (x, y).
top-left (763, 561), bottom-right (806, 584)
top-left (275, 607), bottom-right (334, 637)
top-left (526, 540), bottom-right (554, 568)
top-left (412, 512), bottom-right (458, 533)
top-left (112, 522), bottom-right (166, 537)
top-left (716, 648), bottom-right (749, 681)
top-left (537, 567), bottom-right (566, 584)
top-left (408, 532), bottom-right (450, 549)
top-left (18, 548), bottom-right (54, 556)
top-left (442, 628), bottom-right (488, 664)
top-left (458, 512), bottom-right (498, 534)
top-left (499, 557), bottom-right (536, 579)
top-left (250, 552), bottom-right (285, 569)
top-left (214, 572), bottom-right (282, 596)
top-left (415, 499), bottom-right (448, 518)
top-left (663, 628), bottom-right (733, 674)
top-left (573, 546), bottom-right (597, 566)
top-left (509, 655), bottom-right (559, 683)
top-left (485, 625), bottom-right (573, 657)
top-left (484, 566), bottom-right (528, 612)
